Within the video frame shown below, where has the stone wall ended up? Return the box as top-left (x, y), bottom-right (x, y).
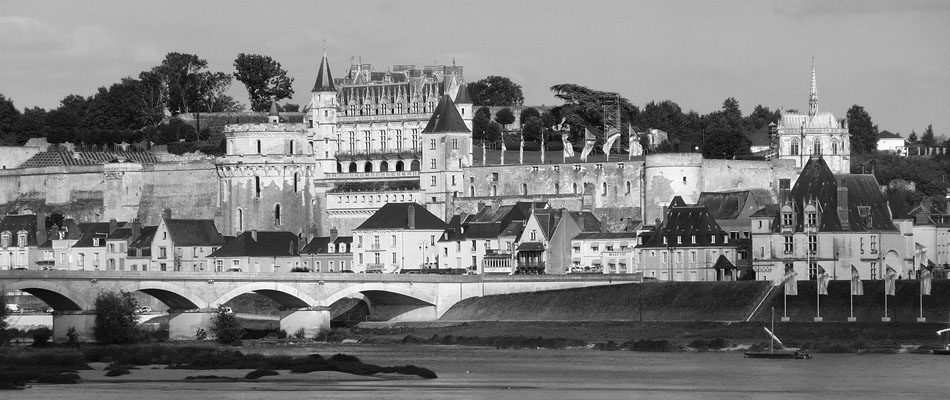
top-left (0, 145), bottom-right (44, 170)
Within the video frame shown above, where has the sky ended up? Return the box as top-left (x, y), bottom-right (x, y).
top-left (2, 0), bottom-right (949, 136)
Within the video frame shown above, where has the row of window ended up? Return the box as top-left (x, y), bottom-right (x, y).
top-left (786, 137), bottom-right (842, 156)
top-left (0, 232), bottom-right (28, 248)
top-left (340, 102), bottom-right (434, 117)
top-left (339, 130), bottom-right (421, 153)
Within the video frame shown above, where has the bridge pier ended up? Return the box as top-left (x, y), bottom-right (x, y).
top-left (168, 310), bottom-right (215, 340)
top-left (279, 307), bottom-right (330, 338)
top-left (52, 311), bottom-right (96, 343)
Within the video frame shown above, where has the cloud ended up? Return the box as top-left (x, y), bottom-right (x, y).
top-left (0, 16), bottom-right (62, 52)
top-left (772, 0), bottom-right (950, 18)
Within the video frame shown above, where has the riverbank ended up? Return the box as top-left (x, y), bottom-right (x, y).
top-left (346, 320), bottom-right (947, 353)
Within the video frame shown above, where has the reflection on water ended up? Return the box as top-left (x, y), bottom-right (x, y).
top-left (19, 344), bottom-right (948, 399)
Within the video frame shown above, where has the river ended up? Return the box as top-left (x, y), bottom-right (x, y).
top-left (17, 344), bottom-right (948, 399)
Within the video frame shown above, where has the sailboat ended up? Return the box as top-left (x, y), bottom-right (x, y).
top-left (744, 308), bottom-right (811, 359)
top-left (933, 312), bottom-right (950, 355)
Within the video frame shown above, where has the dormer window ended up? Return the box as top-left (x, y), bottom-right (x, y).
top-left (93, 238), bottom-right (100, 247)
top-left (858, 206), bottom-right (872, 226)
top-left (328, 243), bottom-right (335, 253)
top-left (805, 204), bottom-right (818, 227)
top-left (0, 232), bottom-right (9, 248)
top-left (17, 233), bottom-right (27, 248)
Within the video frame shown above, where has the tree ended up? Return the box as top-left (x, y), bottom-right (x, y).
top-left (210, 307), bottom-right (243, 344)
top-left (0, 288), bottom-right (9, 344)
top-left (472, 107), bottom-right (492, 142)
top-left (908, 130), bottom-right (918, 144)
top-left (520, 107), bottom-right (540, 126)
top-left (281, 103), bottom-right (300, 112)
top-left (484, 121), bottom-right (503, 143)
top-left (921, 124), bottom-right (936, 147)
top-left (701, 98), bottom-right (750, 159)
top-left (522, 116), bottom-right (543, 143)
top-left (46, 94), bottom-right (90, 133)
top-left (151, 52), bottom-right (210, 114)
top-left (549, 83), bottom-right (639, 151)
top-left (495, 108), bottom-right (515, 128)
top-left (233, 53), bottom-right (295, 112)
top-left (467, 76), bottom-right (524, 106)
top-left (196, 71), bottom-right (238, 112)
top-left (847, 104), bottom-right (878, 154)
top-left (0, 93), bottom-right (22, 145)
top-left (93, 290), bottom-right (139, 344)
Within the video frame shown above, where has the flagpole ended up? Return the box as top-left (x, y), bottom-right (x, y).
top-left (816, 276), bottom-right (821, 320)
top-left (850, 285), bottom-right (854, 320)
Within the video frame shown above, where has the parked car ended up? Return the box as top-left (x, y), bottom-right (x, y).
top-left (219, 306), bottom-right (234, 315)
top-left (5, 304), bottom-right (21, 313)
top-left (44, 307), bottom-right (54, 313)
top-left (136, 306), bottom-right (153, 314)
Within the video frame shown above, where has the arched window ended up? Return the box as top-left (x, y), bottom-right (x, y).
top-left (395, 161), bottom-right (404, 171)
top-left (470, 186), bottom-right (475, 197)
top-left (410, 160), bottom-right (420, 171)
top-left (380, 161), bottom-right (389, 172)
top-left (626, 181), bottom-right (631, 194)
top-left (293, 172), bottom-right (299, 193)
top-left (573, 183), bottom-right (578, 194)
top-left (602, 182), bottom-right (608, 196)
top-left (554, 183), bottom-right (560, 195)
top-left (814, 138), bottom-right (822, 155)
top-left (237, 208), bottom-right (244, 232)
top-left (831, 139), bottom-right (839, 155)
top-left (491, 185), bottom-right (497, 196)
top-left (364, 162), bottom-right (373, 172)
top-left (257, 140), bottom-right (262, 154)
top-left (255, 176), bottom-right (261, 198)
top-left (348, 162), bottom-right (358, 172)
top-left (274, 204), bottom-right (282, 226)
top-left (790, 139), bottom-right (800, 156)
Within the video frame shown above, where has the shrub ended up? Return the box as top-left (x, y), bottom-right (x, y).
top-left (105, 368), bottom-right (130, 377)
top-left (195, 328), bottom-right (208, 340)
top-left (245, 369), bottom-right (279, 379)
top-left (65, 327), bottom-right (80, 346)
top-left (31, 327), bottom-right (52, 347)
top-left (292, 328), bottom-right (306, 340)
top-left (37, 373), bottom-right (80, 384)
top-left (210, 307), bottom-right (244, 345)
top-left (93, 291), bottom-right (139, 344)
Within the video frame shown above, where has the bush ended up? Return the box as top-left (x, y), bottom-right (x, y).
top-left (37, 373), bottom-right (80, 384)
top-left (104, 368), bottom-right (130, 377)
top-left (65, 327), bottom-right (80, 346)
top-left (195, 328), bottom-right (208, 340)
top-left (93, 291), bottom-right (140, 344)
top-left (31, 327), bottom-right (52, 347)
top-left (245, 369), bottom-right (279, 379)
top-left (210, 308), bottom-right (244, 345)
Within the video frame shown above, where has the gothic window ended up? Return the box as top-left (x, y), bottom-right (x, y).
top-left (348, 162), bottom-right (358, 173)
top-left (380, 161), bottom-right (389, 172)
top-left (411, 130), bottom-right (419, 150)
top-left (348, 132), bottom-right (356, 153)
top-left (274, 203), bottom-right (281, 226)
top-left (831, 139), bottom-right (839, 155)
top-left (813, 138), bottom-right (822, 155)
top-left (395, 160), bottom-right (404, 171)
top-left (790, 139), bottom-right (800, 156)
top-left (410, 160), bottom-right (420, 171)
top-left (364, 131), bottom-right (372, 152)
top-left (380, 131), bottom-right (387, 152)
top-left (364, 162), bottom-right (373, 172)
top-left (396, 130), bottom-right (403, 150)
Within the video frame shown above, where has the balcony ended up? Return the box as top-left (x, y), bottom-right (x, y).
top-left (368, 244), bottom-right (383, 250)
top-left (324, 170), bottom-right (419, 181)
top-left (365, 263), bottom-right (385, 272)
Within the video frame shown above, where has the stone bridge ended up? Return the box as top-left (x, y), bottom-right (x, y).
top-left (0, 271), bottom-right (638, 341)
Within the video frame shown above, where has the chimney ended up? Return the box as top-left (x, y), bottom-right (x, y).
top-left (109, 218), bottom-right (117, 234)
top-left (132, 219), bottom-right (141, 238)
top-left (578, 212), bottom-right (586, 231)
top-left (407, 204), bottom-right (416, 229)
top-left (36, 211), bottom-right (47, 246)
top-left (836, 178), bottom-right (850, 229)
top-left (162, 208), bottom-right (172, 220)
top-left (251, 230), bottom-right (258, 242)
top-left (330, 227), bottom-right (338, 242)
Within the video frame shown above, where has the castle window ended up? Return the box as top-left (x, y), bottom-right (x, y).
top-left (784, 236), bottom-right (793, 254)
top-left (255, 176), bottom-right (261, 198)
top-left (814, 139), bottom-right (822, 155)
top-left (491, 172), bottom-right (499, 181)
top-left (491, 185), bottom-right (497, 196)
top-left (522, 183), bottom-right (528, 195)
top-left (790, 139), bottom-right (799, 156)
top-left (430, 159), bottom-right (437, 169)
top-left (274, 204), bottom-right (281, 226)
top-left (602, 182), bottom-right (607, 195)
top-left (257, 140), bottom-right (262, 154)
top-left (573, 183), bottom-right (578, 194)
top-left (555, 183), bottom-right (560, 195)
top-left (470, 186), bottom-right (475, 197)
top-left (289, 140), bottom-right (295, 154)
top-left (430, 139), bottom-right (437, 150)
top-left (349, 162), bottom-right (358, 172)
top-left (808, 236), bottom-right (817, 254)
top-left (430, 176), bottom-right (437, 186)
top-left (453, 139), bottom-right (459, 150)
top-left (380, 161), bottom-right (389, 172)
top-left (396, 130), bottom-right (403, 150)
top-left (337, 162), bottom-right (343, 173)
top-left (831, 139), bottom-right (839, 155)
top-left (293, 173), bottom-right (299, 193)
top-left (237, 208), bottom-right (244, 232)
top-left (364, 162), bottom-right (373, 172)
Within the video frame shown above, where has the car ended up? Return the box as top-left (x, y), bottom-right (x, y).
top-left (136, 306), bottom-right (153, 314)
top-left (5, 304), bottom-right (21, 313)
top-left (44, 307), bottom-right (54, 313)
top-left (219, 307), bottom-right (234, 315)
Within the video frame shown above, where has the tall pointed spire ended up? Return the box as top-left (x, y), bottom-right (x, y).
top-left (808, 57), bottom-right (818, 117)
top-left (311, 51), bottom-right (336, 92)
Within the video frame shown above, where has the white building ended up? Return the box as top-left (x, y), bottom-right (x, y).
top-left (352, 202), bottom-right (447, 273)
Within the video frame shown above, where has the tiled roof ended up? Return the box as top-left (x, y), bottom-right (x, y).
top-left (0, 214), bottom-right (39, 246)
top-left (19, 151), bottom-right (159, 168)
top-left (311, 53), bottom-right (336, 92)
top-left (164, 219), bottom-right (225, 246)
top-left (209, 231), bottom-right (299, 257)
top-left (696, 191), bottom-right (751, 220)
top-left (355, 202), bottom-right (447, 231)
top-left (300, 236), bottom-right (354, 254)
top-left (422, 95), bottom-right (470, 133)
top-left (878, 130), bottom-right (902, 139)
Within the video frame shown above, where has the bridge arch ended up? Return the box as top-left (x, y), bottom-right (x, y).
top-left (120, 281), bottom-right (207, 311)
top-left (5, 280), bottom-right (88, 311)
top-left (212, 282), bottom-right (321, 309)
top-left (323, 282), bottom-right (438, 308)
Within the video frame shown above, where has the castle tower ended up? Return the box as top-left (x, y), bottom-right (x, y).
top-left (420, 95), bottom-right (473, 220)
top-left (775, 61), bottom-right (850, 174)
top-left (308, 51), bottom-right (339, 174)
top-left (454, 84), bottom-right (473, 131)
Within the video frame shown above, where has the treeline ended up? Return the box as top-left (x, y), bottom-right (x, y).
top-left (0, 52), bottom-right (295, 147)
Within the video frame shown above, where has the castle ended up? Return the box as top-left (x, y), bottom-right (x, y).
top-left (1, 55), bottom-right (848, 247)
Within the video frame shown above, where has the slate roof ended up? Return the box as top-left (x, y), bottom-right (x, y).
top-left (128, 226), bottom-right (157, 256)
top-left (164, 219), bottom-right (225, 246)
top-left (441, 202), bottom-right (544, 242)
top-left (422, 95), bottom-right (470, 133)
top-left (878, 130), bottom-right (903, 139)
top-left (712, 255), bottom-right (737, 270)
top-left (73, 232), bottom-right (108, 248)
top-left (19, 151), bottom-right (158, 168)
top-left (454, 84), bottom-right (472, 104)
top-left (641, 205), bottom-right (729, 248)
top-left (209, 231), bottom-right (299, 258)
top-left (751, 204), bottom-right (780, 218)
top-left (355, 202), bottom-right (447, 231)
top-left (0, 214), bottom-right (39, 246)
top-left (696, 191), bottom-right (752, 220)
top-left (778, 157), bottom-right (897, 232)
top-left (568, 211), bottom-right (602, 232)
top-left (311, 53), bottom-right (336, 92)
top-left (301, 236), bottom-right (354, 254)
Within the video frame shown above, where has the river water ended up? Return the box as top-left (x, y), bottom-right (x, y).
top-left (17, 344), bottom-right (948, 399)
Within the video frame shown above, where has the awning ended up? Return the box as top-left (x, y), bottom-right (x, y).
top-left (516, 242), bottom-right (544, 252)
top-left (712, 255), bottom-right (736, 270)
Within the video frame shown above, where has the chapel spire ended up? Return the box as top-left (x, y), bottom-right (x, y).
top-left (311, 51), bottom-right (336, 92)
top-left (808, 58), bottom-right (818, 117)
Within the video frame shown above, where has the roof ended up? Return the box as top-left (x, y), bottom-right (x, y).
top-left (751, 204), bottom-right (780, 218)
top-left (301, 235), bottom-right (354, 254)
top-left (164, 219), bottom-right (225, 246)
top-left (517, 242), bottom-right (545, 251)
top-left (712, 255), bottom-right (737, 270)
top-left (778, 157), bottom-right (897, 232)
top-left (0, 214), bottom-right (39, 246)
top-left (696, 191), bottom-right (752, 220)
top-left (329, 180), bottom-right (419, 193)
top-left (641, 205), bottom-right (730, 248)
top-left (311, 53), bottom-right (336, 92)
top-left (268, 100), bottom-right (279, 117)
top-left (20, 151), bottom-right (159, 168)
top-left (568, 211), bottom-right (602, 232)
top-left (572, 232), bottom-right (640, 240)
top-left (454, 84), bottom-right (472, 104)
top-left (441, 202), bottom-right (543, 242)
top-left (129, 226), bottom-right (157, 249)
top-left (422, 95), bottom-right (470, 133)
top-left (878, 130), bottom-right (902, 139)
top-left (72, 232), bottom-right (108, 248)
top-left (209, 231), bottom-right (299, 258)
top-left (355, 202), bottom-right (447, 231)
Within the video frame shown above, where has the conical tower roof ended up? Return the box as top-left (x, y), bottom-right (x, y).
top-left (268, 100), bottom-right (279, 116)
top-left (422, 95), bottom-right (470, 133)
top-left (311, 52), bottom-right (336, 92)
top-left (454, 83), bottom-right (472, 104)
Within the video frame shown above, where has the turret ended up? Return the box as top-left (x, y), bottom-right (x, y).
top-left (268, 100), bottom-right (280, 124)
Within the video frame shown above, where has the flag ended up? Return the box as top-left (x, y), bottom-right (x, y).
top-left (628, 127), bottom-right (642, 157)
top-left (603, 126), bottom-right (620, 157)
top-left (580, 128), bottom-right (596, 161)
top-left (884, 265), bottom-right (897, 296)
top-left (562, 133), bottom-right (575, 157)
top-left (519, 133), bottom-right (524, 165)
top-left (481, 140), bottom-right (486, 165)
top-left (921, 267), bottom-right (932, 296)
top-left (500, 136), bottom-right (507, 165)
top-left (850, 265), bottom-right (864, 295)
top-left (783, 264), bottom-right (798, 296)
top-left (817, 265), bottom-right (830, 295)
